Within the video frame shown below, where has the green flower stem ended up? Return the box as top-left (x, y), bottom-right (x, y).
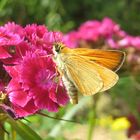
top-left (48, 96), bottom-right (92, 137)
top-left (87, 94), bottom-right (99, 140)
top-left (7, 118), bottom-right (42, 140)
top-left (0, 123), bottom-right (5, 140)
top-left (11, 127), bottom-right (16, 140)
top-left (87, 107), bottom-right (96, 140)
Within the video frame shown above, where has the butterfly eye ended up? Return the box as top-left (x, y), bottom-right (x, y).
top-left (55, 44), bottom-right (61, 52)
top-left (54, 44), bottom-right (63, 53)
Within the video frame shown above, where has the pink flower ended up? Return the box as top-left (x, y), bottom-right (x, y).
top-left (63, 17), bottom-right (130, 49)
top-left (0, 31), bottom-right (22, 59)
top-left (0, 23), bottom-right (64, 65)
top-left (0, 22), bottom-right (25, 63)
top-left (25, 24), bottom-right (63, 53)
top-left (25, 24), bottom-right (48, 45)
top-left (99, 17), bottom-right (117, 37)
top-left (78, 20), bottom-right (101, 41)
top-left (4, 65), bottom-right (38, 117)
top-left (0, 30), bottom-right (22, 47)
top-left (5, 51), bottom-right (69, 117)
top-left (1, 41), bottom-right (31, 64)
top-left (0, 22), bottom-right (70, 117)
top-left (25, 24), bottom-right (47, 37)
top-left (1, 22), bottom-right (25, 37)
top-left (0, 22), bottom-right (24, 46)
top-left (130, 37), bottom-right (140, 49)
top-left (118, 36), bottom-right (132, 47)
top-left (106, 38), bottom-right (120, 48)
top-left (115, 30), bottom-right (126, 38)
top-left (25, 24), bottom-right (51, 52)
top-left (118, 36), bottom-right (140, 49)
top-left (19, 52), bottom-right (69, 109)
top-left (12, 99), bottom-right (38, 117)
top-left (63, 31), bottom-right (79, 48)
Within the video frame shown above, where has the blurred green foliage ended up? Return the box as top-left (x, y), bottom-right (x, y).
top-left (0, 0), bottom-right (140, 34)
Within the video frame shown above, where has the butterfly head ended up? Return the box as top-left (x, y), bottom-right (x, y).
top-left (53, 42), bottom-right (65, 54)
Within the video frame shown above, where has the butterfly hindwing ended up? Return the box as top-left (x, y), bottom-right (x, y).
top-left (64, 56), bottom-right (103, 95)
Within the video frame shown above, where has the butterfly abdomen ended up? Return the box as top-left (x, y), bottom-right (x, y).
top-left (62, 74), bottom-right (78, 104)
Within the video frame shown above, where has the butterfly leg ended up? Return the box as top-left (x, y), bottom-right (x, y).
top-left (55, 67), bottom-right (64, 93)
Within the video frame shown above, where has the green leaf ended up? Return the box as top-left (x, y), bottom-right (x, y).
top-left (110, 76), bottom-right (140, 111)
top-left (7, 118), bottom-right (42, 140)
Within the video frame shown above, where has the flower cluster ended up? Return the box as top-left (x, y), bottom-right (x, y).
top-left (63, 17), bottom-right (140, 49)
top-left (0, 22), bottom-right (69, 117)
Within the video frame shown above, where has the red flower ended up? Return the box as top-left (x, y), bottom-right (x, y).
top-left (5, 50), bottom-right (69, 117)
top-left (127, 114), bottom-right (140, 137)
top-left (131, 131), bottom-right (140, 140)
top-left (0, 23), bottom-right (69, 117)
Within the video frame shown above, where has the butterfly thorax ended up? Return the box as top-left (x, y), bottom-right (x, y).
top-left (53, 42), bottom-right (66, 70)
top-left (53, 42), bottom-right (65, 54)
top-left (53, 42), bottom-right (78, 104)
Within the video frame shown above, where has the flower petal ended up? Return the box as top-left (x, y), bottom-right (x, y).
top-left (0, 47), bottom-right (11, 59)
top-left (13, 99), bottom-right (38, 117)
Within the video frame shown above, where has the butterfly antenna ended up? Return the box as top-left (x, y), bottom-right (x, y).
top-left (37, 112), bottom-right (81, 124)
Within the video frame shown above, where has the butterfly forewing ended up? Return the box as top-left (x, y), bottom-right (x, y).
top-left (64, 56), bottom-right (103, 95)
top-left (68, 48), bottom-right (125, 72)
